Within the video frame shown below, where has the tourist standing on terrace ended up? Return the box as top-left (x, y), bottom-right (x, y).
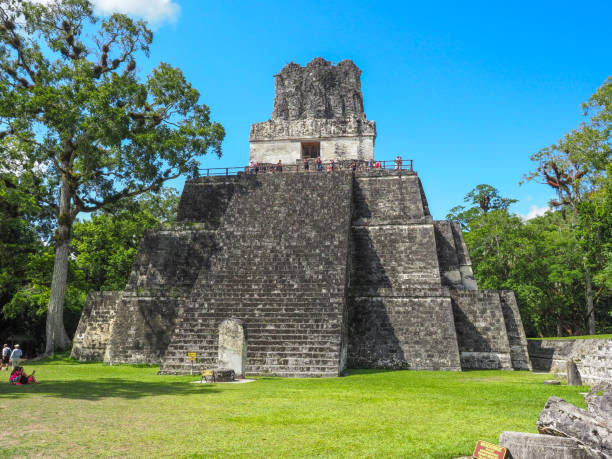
top-left (316, 157), bottom-right (323, 172)
top-left (303, 159), bottom-right (309, 171)
top-left (395, 156), bottom-right (402, 170)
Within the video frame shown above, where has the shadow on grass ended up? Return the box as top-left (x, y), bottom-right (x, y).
top-left (344, 368), bottom-right (427, 376)
top-left (0, 377), bottom-right (220, 401)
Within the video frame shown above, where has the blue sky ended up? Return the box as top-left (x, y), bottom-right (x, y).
top-left (102, 0), bottom-right (611, 219)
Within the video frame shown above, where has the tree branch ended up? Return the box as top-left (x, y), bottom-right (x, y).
top-left (72, 170), bottom-right (180, 217)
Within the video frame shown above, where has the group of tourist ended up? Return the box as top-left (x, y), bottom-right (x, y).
top-left (247, 156), bottom-right (404, 174)
top-left (248, 161), bottom-right (283, 174)
top-left (3, 343), bottom-right (39, 385)
top-left (2, 343), bottom-right (20, 370)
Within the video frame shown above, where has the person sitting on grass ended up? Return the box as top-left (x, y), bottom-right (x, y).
top-left (26, 369), bottom-right (39, 384)
top-left (9, 367), bottom-right (38, 385)
top-left (9, 366), bottom-right (23, 384)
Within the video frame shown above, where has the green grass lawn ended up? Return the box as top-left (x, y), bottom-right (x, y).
top-left (0, 358), bottom-right (588, 459)
top-left (528, 334), bottom-right (612, 340)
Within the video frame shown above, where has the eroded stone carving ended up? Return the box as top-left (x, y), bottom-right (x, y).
top-left (217, 318), bottom-right (246, 379)
top-left (272, 58), bottom-right (365, 121)
top-left (249, 58), bottom-right (377, 164)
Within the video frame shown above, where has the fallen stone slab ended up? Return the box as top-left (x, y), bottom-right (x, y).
top-left (585, 381), bottom-right (612, 419)
top-left (537, 396), bottom-right (611, 457)
top-left (499, 431), bottom-right (601, 459)
top-left (544, 380), bottom-right (561, 385)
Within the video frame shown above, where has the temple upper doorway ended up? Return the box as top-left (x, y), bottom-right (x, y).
top-left (301, 142), bottom-right (320, 159)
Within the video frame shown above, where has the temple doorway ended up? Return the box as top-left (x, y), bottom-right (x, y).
top-left (301, 142), bottom-right (320, 159)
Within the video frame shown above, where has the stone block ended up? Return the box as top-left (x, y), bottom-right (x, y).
top-left (499, 431), bottom-right (600, 459)
top-left (537, 396), bottom-right (611, 457)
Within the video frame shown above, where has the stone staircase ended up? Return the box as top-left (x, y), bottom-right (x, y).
top-left (160, 172), bottom-right (353, 376)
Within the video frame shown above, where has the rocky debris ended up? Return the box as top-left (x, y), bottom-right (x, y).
top-left (213, 368), bottom-right (235, 382)
top-left (537, 396), bottom-right (611, 457)
top-left (568, 358), bottom-right (583, 386)
top-left (544, 380), bottom-right (561, 385)
top-left (585, 382), bottom-right (612, 420)
top-left (501, 382), bottom-right (612, 458)
top-left (498, 431), bottom-right (600, 459)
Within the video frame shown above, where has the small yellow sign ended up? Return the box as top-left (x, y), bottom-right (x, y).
top-left (187, 352), bottom-right (197, 361)
top-left (473, 440), bottom-right (507, 459)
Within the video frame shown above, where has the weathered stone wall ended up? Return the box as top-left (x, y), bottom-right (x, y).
top-left (348, 295), bottom-right (461, 370)
top-left (249, 135), bottom-right (375, 163)
top-left (347, 171), bottom-right (462, 371)
top-left (450, 291), bottom-right (513, 369)
top-left (71, 291), bottom-right (122, 361)
top-left (160, 172), bottom-right (353, 377)
top-left (528, 338), bottom-right (612, 384)
top-left (499, 291), bottom-right (531, 370)
top-left (104, 225), bottom-right (218, 364)
top-left (434, 221), bottom-right (477, 290)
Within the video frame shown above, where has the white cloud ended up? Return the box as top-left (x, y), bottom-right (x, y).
top-left (522, 204), bottom-right (549, 220)
top-left (93, 0), bottom-right (180, 24)
top-left (32, 0), bottom-right (180, 25)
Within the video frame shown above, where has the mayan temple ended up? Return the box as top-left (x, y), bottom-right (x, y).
top-left (71, 58), bottom-right (531, 377)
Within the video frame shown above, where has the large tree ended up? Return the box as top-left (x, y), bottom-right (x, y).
top-left (0, 0), bottom-right (224, 353)
top-left (446, 183), bottom-right (517, 231)
top-left (523, 78), bottom-right (611, 334)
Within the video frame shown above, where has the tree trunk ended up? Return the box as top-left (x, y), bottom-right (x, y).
top-left (45, 170), bottom-right (73, 354)
top-left (584, 267), bottom-right (595, 335)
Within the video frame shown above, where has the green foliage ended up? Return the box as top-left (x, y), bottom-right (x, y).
top-left (529, 334), bottom-right (612, 340)
top-left (446, 183), bottom-right (517, 230)
top-left (454, 76), bottom-right (612, 337)
top-left (0, 186), bottom-right (178, 352)
top-left (0, 361), bottom-right (588, 458)
top-left (0, 0), bottom-right (223, 351)
top-left (451, 180), bottom-right (611, 336)
top-left (72, 188), bottom-right (179, 291)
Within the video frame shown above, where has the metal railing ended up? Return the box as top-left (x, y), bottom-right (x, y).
top-left (198, 159), bottom-right (413, 177)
